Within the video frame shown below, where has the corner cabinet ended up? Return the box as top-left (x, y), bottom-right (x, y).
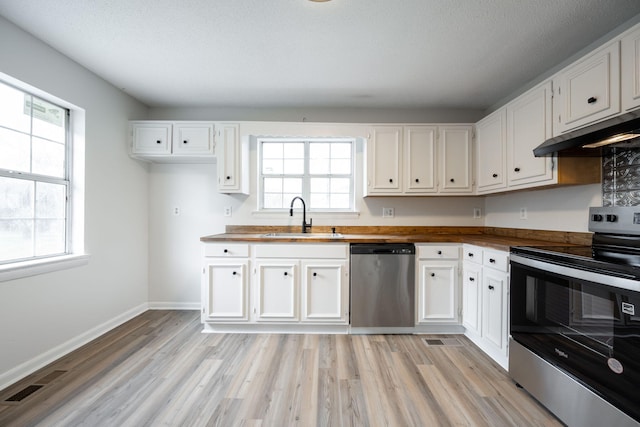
top-left (129, 121), bottom-right (215, 163)
top-left (364, 124), bottom-right (472, 196)
top-left (462, 245), bottom-right (509, 370)
top-left (416, 244), bottom-right (461, 325)
top-left (215, 123), bottom-right (249, 194)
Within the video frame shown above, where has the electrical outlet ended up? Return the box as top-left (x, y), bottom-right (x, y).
top-left (224, 206), bottom-right (232, 217)
top-left (520, 207), bottom-right (527, 220)
top-left (382, 207), bottom-right (394, 218)
top-left (173, 206), bottom-right (180, 216)
top-left (473, 208), bottom-right (481, 218)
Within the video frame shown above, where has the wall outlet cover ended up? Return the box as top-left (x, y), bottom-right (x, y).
top-left (382, 207), bottom-right (394, 218)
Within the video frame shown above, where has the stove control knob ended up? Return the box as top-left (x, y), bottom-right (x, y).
top-left (592, 214), bottom-right (603, 222)
top-left (606, 214), bottom-right (618, 222)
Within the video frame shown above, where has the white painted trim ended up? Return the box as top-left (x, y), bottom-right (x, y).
top-left (0, 302), bottom-right (148, 391)
top-left (0, 254), bottom-right (90, 283)
top-left (148, 302), bottom-right (200, 310)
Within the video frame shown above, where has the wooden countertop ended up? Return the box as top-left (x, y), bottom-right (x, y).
top-left (201, 226), bottom-right (591, 252)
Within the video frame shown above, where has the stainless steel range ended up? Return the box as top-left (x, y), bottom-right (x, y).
top-left (509, 206), bottom-right (640, 427)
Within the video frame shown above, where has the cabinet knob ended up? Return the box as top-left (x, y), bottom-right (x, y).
top-left (226, 176), bottom-right (231, 180)
top-left (232, 271), bottom-right (237, 276)
top-left (183, 140), bottom-right (188, 144)
top-left (389, 178), bottom-right (393, 183)
top-left (430, 273), bottom-right (435, 277)
top-left (514, 167), bottom-right (520, 172)
top-left (450, 178), bottom-right (455, 183)
top-left (156, 140), bottom-right (162, 144)
top-left (469, 277), bottom-right (475, 282)
top-left (313, 272), bottom-right (317, 277)
top-left (223, 249), bottom-right (228, 253)
top-left (489, 258), bottom-right (496, 263)
top-left (468, 253), bottom-right (473, 257)
top-left (492, 173), bottom-right (498, 178)
top-left (415, 178), bottom-right (420, 183)
top-left (488, 285), bottom-right (495, 290)
top-left (587, 96), bottom-right (597, 104)
top-left (437, 250), bottom-right (442, 255)
top-left (284, 271), bottom-right (288, 276)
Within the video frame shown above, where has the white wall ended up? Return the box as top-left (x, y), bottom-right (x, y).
top-left (0, 17), bottom-right (149, 387)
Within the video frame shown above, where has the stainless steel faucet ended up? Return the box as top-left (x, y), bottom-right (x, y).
top-left (289, 196), bottom-right (312, 233)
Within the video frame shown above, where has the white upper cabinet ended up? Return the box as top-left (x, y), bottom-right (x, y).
top-left (475, 109), bottom-right (507, 194)
top-left (553, 41), bottom-right (620, 135)
top-left (506, 81), bottom-right (554, 187)
top-left (216, 123), bottom-right (249, 194)
top-left (439, 125), bottom-right (473, 194)
top-left (129, 121), bottom-right (215, 162)
top-left (367, 126), bottom-right (403, 194)
top-left (622, 26), bottom-right (640, 112)
top-left (404, 126), bottom-right (437, 193)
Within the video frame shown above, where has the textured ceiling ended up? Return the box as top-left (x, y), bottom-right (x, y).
top-left (1, 0), bottom-right (639, 109)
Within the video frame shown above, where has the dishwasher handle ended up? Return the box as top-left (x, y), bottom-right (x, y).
top-left (350, 243), bottom-right (415, 255)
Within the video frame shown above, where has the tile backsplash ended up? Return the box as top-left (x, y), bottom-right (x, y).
top-left (602, 148), bottom-right (640, 206)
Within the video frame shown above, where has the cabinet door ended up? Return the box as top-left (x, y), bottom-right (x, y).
top-left (367, 126), bottom-right (402, 193)
top-left (172, 122), bottom-right (214, 155)
top-left (506, 81), bottom-right (554, 186)
top-left (203, 261), bottom-right (249, 322)
top-left (417, 260), bottom-right (458, 323)
top-left (475, 109), bottom-right (507, 194)
top-left (255, 261), bottom-right (298, 321)
top-left (217, 123), bottom-right (241, 192)
top-left (462, 262), bottom-right (482, 335)
top-left (622, 26), bottom-right (640, 112)
top-left (482, 268), bottom-right (508, 355)
top-left (554, 41), bottom-right (620, 134)
top-left (301, 260), bottom-right (348, 323)
top-left (404, 126), bottom-right (437, 193)
top-left (439, 126), bottom-right (473, 193)
top-left (130, 122), bottom-right (172, 155)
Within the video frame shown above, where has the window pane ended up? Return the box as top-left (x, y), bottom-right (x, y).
top-left (36, 182), bottom-right (66, 218)
top-left (331, 178), bottom-right (351, 193)
top-left (0, 127), bottom-right (30, 172)
top-left (310, 158), bottom-right (330, 174)
top-left (331, 143), bottom-right (352, 158)
top-left (310, 178), bottom-right (329, 193)
top-left (32, 137), bottom-right (65, 178)
top-left (331, 159), bottom-right (351, 174)
top-left (0, 83), bottom-right (31, 133)
top-left (262, 159), bottom-right (283, 175)
top-left (282, 178), bottom-right (302, 194)
top-left (0, 177), bottom-right (34, 218)
top-left (284, 142), bottom-right (304, 159)
top-left (0, 219), bottom-right (34, 261)
top-left (310, 193), bottom-right (330, 209)
top-left (283, 159), bottom-right (304, 174)
top-left (263, 194), bottom-right (283, 209)
top-left (30, 97), bottom-right (66, 143)
top-left (330, 194), bottom-right (350, 209)
top-left (264, 177), bottom-right (282, 193)
top-left (310, 142), bottom-right (330, 159)
top-left (35, 219), bottom-right (66, 256)
top-left (262, 142), bottom-right (283, 159)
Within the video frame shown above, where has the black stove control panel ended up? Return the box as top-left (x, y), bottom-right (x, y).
top-left (589, 207), bottom-right (640, 235)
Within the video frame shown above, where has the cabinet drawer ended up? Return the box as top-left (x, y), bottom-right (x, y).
top-left (254, 243), bottom-right (348, 259)
top-left (483, 250), bottom-right (509, 272)
top-left (204, 243), bottom-right (250, 258)
top-left (462, 245), bottom-right (482, 264)
top-left (418, 245), bottom-right (459, 260)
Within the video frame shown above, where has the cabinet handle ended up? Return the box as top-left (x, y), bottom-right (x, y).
top-left (450, 178), bottom-right (455, 183)
top-left (183, 140), bottom-right (188, 144)
top-left (156, 140), bottom-right (162, 144)
top-left (587, 96), bottom-right (597, 104)
top-left (492, 173), bottom-right (498, 178)
top-left (514, 167), bottom-right (520, 172)
top-left (488, 285), bottom-right (495, 290)
top-left (489, 258), bottom-right (496, 263)
top-left (430, 273), bottom-right (435, 277)
top-left (469, 277), bottom-right (475, 281)
top-left (232, 271), bottom-right (237, 276)
top-left (437, 250), bottom-right (442, 255)
top-left (468, 253), bottom-right (473, 257)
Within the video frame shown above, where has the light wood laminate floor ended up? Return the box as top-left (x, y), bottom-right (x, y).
top-left (0, 310), bottom-right (562, 426)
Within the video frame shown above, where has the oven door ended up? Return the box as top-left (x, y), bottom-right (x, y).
top-left (510, 255), bottom-right (640, 422)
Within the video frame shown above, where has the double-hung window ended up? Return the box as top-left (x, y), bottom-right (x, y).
top-left (259, 138), bottom-right (355, 211)
top-left (0, 80), bottom-right (70, 264)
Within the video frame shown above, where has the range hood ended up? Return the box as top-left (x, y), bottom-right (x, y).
top-left (533, 110), bottom-right (640, 157)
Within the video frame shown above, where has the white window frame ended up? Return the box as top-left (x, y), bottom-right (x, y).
top-left (0, 73), bottom-right (87, 282)
top-left (257, 137), bottom-right (356, 212)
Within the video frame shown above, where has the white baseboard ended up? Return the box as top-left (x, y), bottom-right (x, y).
top-left (148, 301), bottom-right (200, 310)
top-left (0, 302), bottom-right (149, 392)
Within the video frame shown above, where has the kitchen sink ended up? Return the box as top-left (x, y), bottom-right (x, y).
top-left (261, 232), bottom-right (344, 239)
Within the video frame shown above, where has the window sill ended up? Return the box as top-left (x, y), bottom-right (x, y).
top-left (0, 254), bottom-right (90, 283)
top-left (252, 211), bottom-right (360, 219)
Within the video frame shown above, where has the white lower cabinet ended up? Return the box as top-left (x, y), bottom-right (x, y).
top-left (462, 244), bottom-right (510, 370)
top-left (416, 244), bottom-right (461, 325)
top-left (202, 242), bottom-right (348, 330)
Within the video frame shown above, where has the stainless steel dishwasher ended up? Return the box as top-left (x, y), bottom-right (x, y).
top-left (350, 243), bottom-right (415, 329)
